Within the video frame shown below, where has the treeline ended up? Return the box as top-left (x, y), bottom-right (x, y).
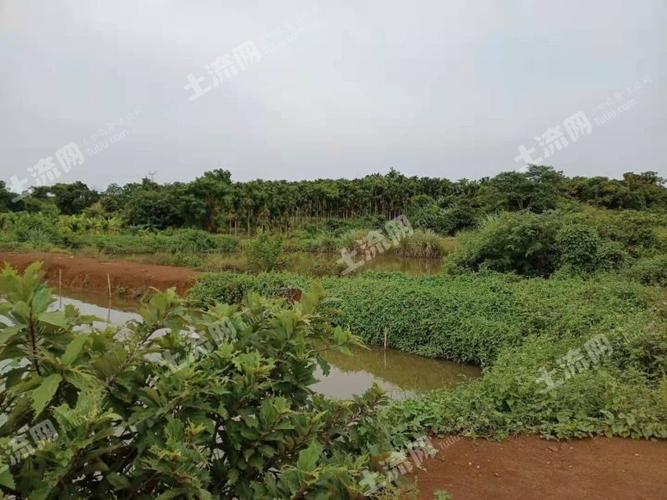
top-left (1, 167), bottom-right (665, 233)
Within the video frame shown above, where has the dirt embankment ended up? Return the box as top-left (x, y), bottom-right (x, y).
top-left (0, 251), bottom-right (198, 297)
top-left (2, 252), bottom-right (666, 499)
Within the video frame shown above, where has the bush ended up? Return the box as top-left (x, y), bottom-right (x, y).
top-left (244, 232), bottom-right (286, 272)
top-left (0, 212), bottom-right (63, 248)
top-left (0, 264), bottom-right (392, 498)
top-left (447, 212), bottom-right (561, 276)
top-left (449, 210), bottom-right (639, 277)
top-left (627, 255), bottom-right (667, 287)
top-left (556, 224), bottom-right (602, 274)
top-left (583, 209), bottom-right (664, 257)
top-left (412, 204), bottom-right (476, 235)
top-left (411, 204), bottom-right (451, 233)
top-left (166, 229), bottom-right (237, 254)
top-left (595, 240), bottom-right (629, 271)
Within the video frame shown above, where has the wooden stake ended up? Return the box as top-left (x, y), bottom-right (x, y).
top-left (383, 327), bottom-right (388, 351)
top-left (107, 273), bottom-right (112, 322)
top-left (58, 269), bottom-right (62, 310)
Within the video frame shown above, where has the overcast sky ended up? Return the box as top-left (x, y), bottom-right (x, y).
top-left (1, 0), bottom-right (665, 191)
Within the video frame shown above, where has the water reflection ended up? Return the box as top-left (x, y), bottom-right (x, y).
top-left (54, 295), bottom-right (141, 327)
top-left (314, 346), bottom-right (480, 399)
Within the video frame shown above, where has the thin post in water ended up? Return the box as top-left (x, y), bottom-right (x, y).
top-left (107, 273), bottom-right (112, 322)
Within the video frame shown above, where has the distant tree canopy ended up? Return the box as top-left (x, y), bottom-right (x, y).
top-left (1, 166), bottom-right (665, 233)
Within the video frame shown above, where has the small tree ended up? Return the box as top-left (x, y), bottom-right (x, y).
top-left (0, 263), bottom-right (391, 498)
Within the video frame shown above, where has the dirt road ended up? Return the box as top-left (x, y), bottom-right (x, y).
top-left (412, 435), bottom-right (667, 499)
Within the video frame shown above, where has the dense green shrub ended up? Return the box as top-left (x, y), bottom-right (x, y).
top-left (0, 264), bottom-right (392, 498)
top-left (244, 232), bottom-right (286, 271)
top-left (411, 204), bottom-right (450, 233)
top-left (556, 224), bottom-right (602, 273)
top-left (447, 212), bottom-right (561, 276)
top-left (555, 224), bottom-right (628, 274)
top-left (595, 240), bottom-right (629, 271)
top-left (627, 255), bottom-right (667, 287)
top-left (448, 210), bottom-right (650, 276)
top-left (411, 203), bottom-right (476, 236)
top-left (560, 209), bottom-right (665, 257)
top-left (166, 229), bottom-right (237, 254)
top-left (383, 275), bottom-right (667, 440)
top-left (592, 210), bottom-right (662, 256)
top-left (0, 212), bottom-right (63, 248)
top-left (165, 228), bottom-right (219, 253)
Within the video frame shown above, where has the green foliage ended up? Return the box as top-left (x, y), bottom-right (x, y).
top-left (32, 227), bottom-right (238, 256)
top-left (477, 166), bottom-right (567, 213)
top-left (448, 209), bottom-right (659, 277)
top-left (4, 168), bottom-right (665, 235)
top-left (165, 229), bottom-right (233, 254)
top-left (594, 240), bottom-right (629, 272)
top-left (0, 264), bottom-right (393, 498)
top-left (190, 268), bottom-right (667, 442)
top-left (392, 229), bottom-right (445, 258)
top-left (0, 181), bottom-right (20, 213)
top-left (410, 202), bottom-right (476, 236)
top-left (627, 255), bottom-right (667, 287)
top-left (569, 171), bottom-right (666, 210)
top-left (388, 328), bottom-right (667, 440)
top-left (189, 271), bottom-right (657, 367)
top-left (590, 210), bottom-right (663, 256)
top-left (244, 232), bottom-right (286, 272)
top-left (555, 224), bottom-right (629, 274)
top-left (447, 211), bottom-right (561, 276)
top-left (556, 224), bottom-right (602, 273)
top-left (0, 212), bottom-right (63, 248)
top-left (45, 182), bottom-right (99, 215)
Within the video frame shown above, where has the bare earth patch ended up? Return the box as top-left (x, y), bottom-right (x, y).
top-left (410, 435), bottom-right (667, 499)
top-left (0, 251), bottom-right (199, 297)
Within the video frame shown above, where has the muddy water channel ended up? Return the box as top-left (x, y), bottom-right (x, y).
top-left (57, 290), bottom-right (480, 399)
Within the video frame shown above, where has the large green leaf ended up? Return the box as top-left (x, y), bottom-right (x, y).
top-left (31, 374), bottom-right (63, 417)
top-left (37, 311), bottom-right (68, 329)
top-left (0, 465), bottom-right (15, 489)
top-left (62, 335), bottom-right (88, 367)
top-left (31, 287), bottom-right (54, 315)
top-left (0, 326), bottom-right (21, 346)
top-left (297, 440), bottom-right (323, 472)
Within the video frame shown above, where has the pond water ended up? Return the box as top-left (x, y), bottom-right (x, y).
top-left (55, 290), bottom-right (480, 399)
top-left (287, 252), bottom-right (444, 276)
